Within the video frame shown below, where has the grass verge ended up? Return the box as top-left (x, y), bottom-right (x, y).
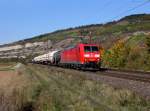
top-left (0, 63), bottom-right (149, 111)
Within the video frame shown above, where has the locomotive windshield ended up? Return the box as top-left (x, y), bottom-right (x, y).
top-left (84, 46), bottom-right (98, 52)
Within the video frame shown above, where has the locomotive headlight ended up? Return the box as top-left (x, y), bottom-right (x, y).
top-left (95, 54), bottom-right (100, 57)
top-left (84, 54), bottom-right (90, 57)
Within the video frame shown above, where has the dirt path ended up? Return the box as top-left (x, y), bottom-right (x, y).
top-left (0, 71), bottom-right (17, 89)
top-left (0, 63), bottom-right (31, 92)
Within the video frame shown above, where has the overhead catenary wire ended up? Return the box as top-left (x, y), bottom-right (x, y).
top-left (100, 0), bottom-right (112, 10)
top-left (96, 0), bottom-right (113, 17)
top-left (110, 0), bottom-right (150, 21)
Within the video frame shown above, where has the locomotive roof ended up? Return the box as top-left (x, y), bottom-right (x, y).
top-left (80, 43), bottom-right (98, 46)
top-left (64, 43), bottom-right (98, 50)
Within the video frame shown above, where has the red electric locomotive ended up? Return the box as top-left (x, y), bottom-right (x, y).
top-left (60, 43), bottom-right (101, 69)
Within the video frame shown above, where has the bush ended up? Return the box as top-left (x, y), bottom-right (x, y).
top-left (102, 34), bottom-right (150, 71)
top-left (102, 40), bottom-right (130, 68)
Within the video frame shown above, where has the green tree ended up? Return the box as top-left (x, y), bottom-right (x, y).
top-left (103, 40), bottom-right (130, 68)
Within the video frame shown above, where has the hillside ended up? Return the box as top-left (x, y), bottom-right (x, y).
top-left (0, 14), bottom-right (150, 70)
top-left (15, 14), bottom-right (150, 47)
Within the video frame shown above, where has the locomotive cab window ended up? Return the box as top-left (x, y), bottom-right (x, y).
top-left (84, 46), bottom-right (98, 52)
top-left (92, 46), bottom-right (98, 52)
top-left (84, 46), bottom-right (91, 52)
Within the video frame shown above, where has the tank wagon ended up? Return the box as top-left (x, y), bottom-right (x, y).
top-left (33, 43), bottom-right (101, 69)
top-left (33, 50), bottom-right (59, 64)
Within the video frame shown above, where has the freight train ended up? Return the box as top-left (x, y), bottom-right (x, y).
top-left (32, 43), bottom-right (101, 69)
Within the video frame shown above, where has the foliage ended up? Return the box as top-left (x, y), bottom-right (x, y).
top-left (102, 34), bottom-right (150, 71)
top-left (102, 40), bottom-right (130, 68)
top-left (146, 35), bottom-right (150, 53)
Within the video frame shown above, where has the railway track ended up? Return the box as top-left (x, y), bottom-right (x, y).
top-left (98, 69), bottom-right (150, 83)
top-left (31, 63), bottom-right (150, 83)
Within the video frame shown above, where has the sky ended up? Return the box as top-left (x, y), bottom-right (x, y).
top-left (0, 0), bottom-right (150, 44)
